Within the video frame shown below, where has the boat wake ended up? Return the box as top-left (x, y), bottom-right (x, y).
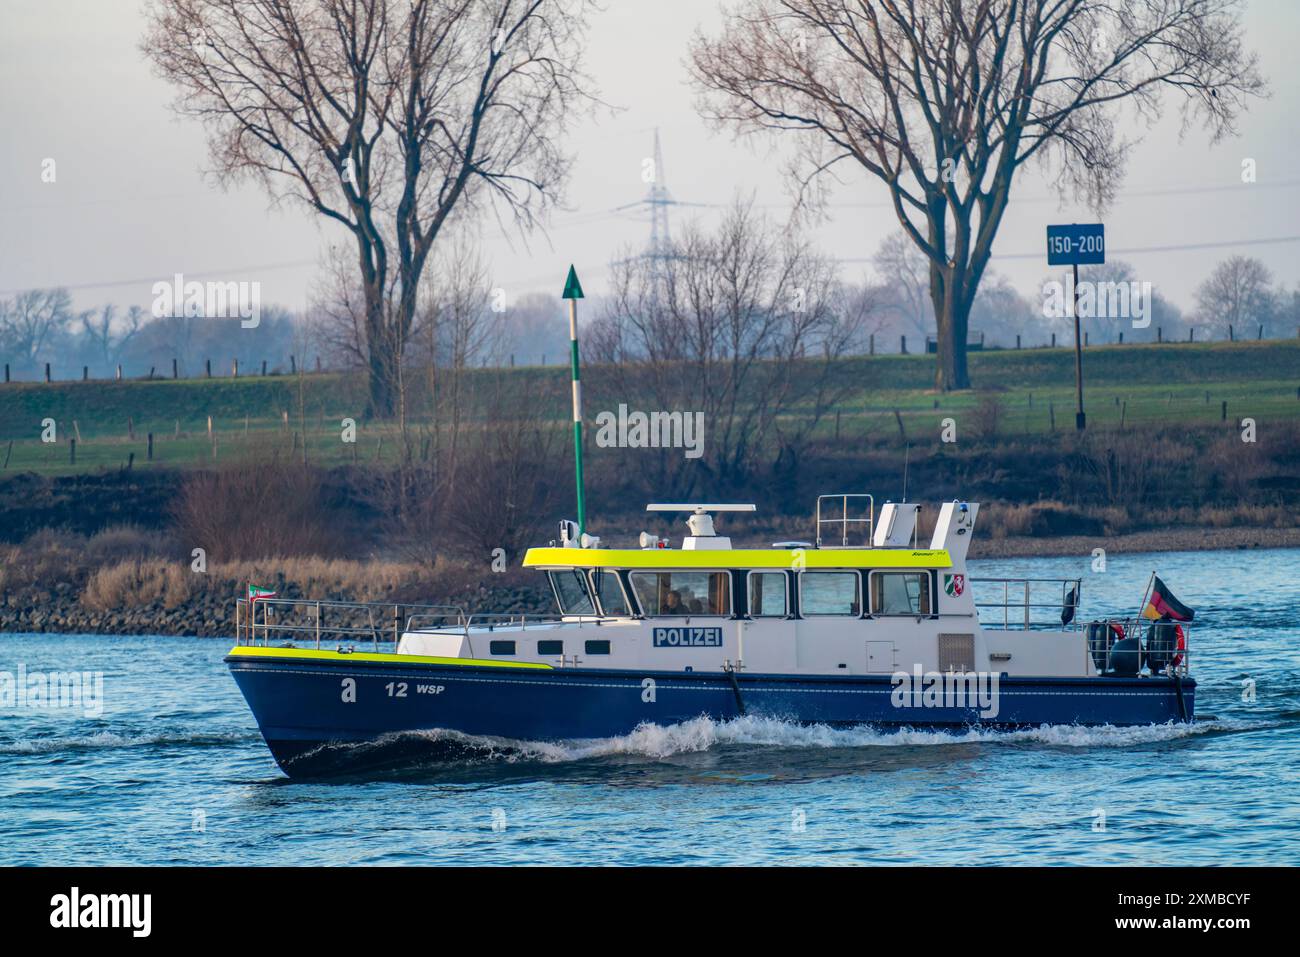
top-left (339, 713), bottom-right (1272, 769)
top-left (0, 729), bottom-right (255, 755)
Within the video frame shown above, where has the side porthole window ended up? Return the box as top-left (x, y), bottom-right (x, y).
top-left (489, 640), bottom-right (517, 655)
top-left (537, 640), bottom-right (563, 656)
top-left (585, 639), bottom-right (611, 656)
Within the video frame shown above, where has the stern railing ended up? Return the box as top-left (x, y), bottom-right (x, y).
top-left (235, 598), bottom-right (466, 653)
top-left (971, 577), bottom-right (1082, 631)
top-left (1085, 617), bottom-right (1192, 677)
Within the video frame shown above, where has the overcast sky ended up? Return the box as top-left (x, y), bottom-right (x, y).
top-left (2, 0), bottom-right (1298, 317)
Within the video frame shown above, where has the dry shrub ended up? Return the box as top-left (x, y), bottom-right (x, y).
top-left (1073, 430), bottom-right (1195, 508)
top-left (172, 462), bottom-right (347, 561)
top-left (444, 389), bottom-right (563, 561)
top-left (211, 557), bottom-right (418, 601)
top-left (983, 500), bottom-right (1104, 539)
top-left (968, 393), bottom-right (1006, 443)
top-left (83, 559), bottom-right (192, 611)
top-left (1, 530), bottom-right (89, 589)
top-left (85, 524), bottom-right (174, 564)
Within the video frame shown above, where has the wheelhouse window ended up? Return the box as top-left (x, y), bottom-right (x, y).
top-left (629, 571), bottom-right (731, 617)
top-left (749, 571), bottom-right (788, 618)
top-left (800, 571), bottom-right (860, 616)
top-left (589, 569), bottom-right (631, 617)
top-left (549, 569), bottom-right (595, 616)
top-left (870, 572), bottom-right (931, 616)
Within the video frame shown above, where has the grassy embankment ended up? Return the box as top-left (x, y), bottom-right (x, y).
top-left (1, 339), bottom-right (1298, 476)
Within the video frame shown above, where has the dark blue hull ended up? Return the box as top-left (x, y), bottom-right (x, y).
top-left (226, 652), bottom-right (1196, 777)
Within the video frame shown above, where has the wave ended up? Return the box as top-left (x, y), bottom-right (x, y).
top-left (348, 714), bottom-right (1273, 766)
top-left (0, 729), bottom-right (254, 755)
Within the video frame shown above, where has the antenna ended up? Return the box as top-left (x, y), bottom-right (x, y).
top-left (902, 443), bottom-right (911, 503)
top-left (646, 504), bottom-right (757, 513)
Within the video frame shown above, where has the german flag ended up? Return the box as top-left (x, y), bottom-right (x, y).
top-left (1141, 575), bottom-right (1195, 622)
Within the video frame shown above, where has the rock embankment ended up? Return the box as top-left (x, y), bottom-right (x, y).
top-left (0, 581), bottom-right (553, 638)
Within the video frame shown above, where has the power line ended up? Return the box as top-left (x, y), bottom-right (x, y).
top-left (0, 259), bottom-right (318, 296)
top-left (834, 234), bottom-right (1300, 265)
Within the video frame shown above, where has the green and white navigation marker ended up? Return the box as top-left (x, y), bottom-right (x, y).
top-left (562, 264), bottom-right (587, 539)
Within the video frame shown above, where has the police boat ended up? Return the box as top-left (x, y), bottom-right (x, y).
top-left (226, 496), bottom-right (1196, 777)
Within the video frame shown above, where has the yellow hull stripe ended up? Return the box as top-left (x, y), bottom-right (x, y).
top-left (522, 547), bottom-right (950, 570)
top-left (226, 645), bottom-right (553, 670)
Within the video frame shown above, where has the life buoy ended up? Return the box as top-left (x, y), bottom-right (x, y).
top-left (1172, 623), bottom-right (1186, 668)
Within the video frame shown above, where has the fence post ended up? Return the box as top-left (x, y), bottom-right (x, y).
top-left (900, 335), bottom-right (907, 354)
top-left (3, 363), bottom-right (8, 383)
top-left (116, 364), bottom-right (122, 381)
top-left (1051, 333), bottom-right (1057, 347)
top-left (69, 438), bottom-right (76, 465)
top-left (205, 359), bottom-right (212, 378)
top-left (1015, 334), bottom-right (1021, 350)
top-left (83, 366), bottom-right (88, 381)
top-left (262, 359), bottom-right (267, 376)
top-left (290, 355), bottom-right (296, 374)
top-left (147, 432), bottom-right (154, 462)
top-left (1228, 324), bottom-right (1234, 342)
top-left (1157, 326), bottom-right (1162, 343)
top-left (1221, 400), bottom-right (1227, 422)
top-left (173, 358), bottom-right (178, 379)
top-left (232, 358), bottom-right (238, 377)
top-left (869, 333), bottom-right (875, 355)
top-left (44, 363), bottom-right (51, 383)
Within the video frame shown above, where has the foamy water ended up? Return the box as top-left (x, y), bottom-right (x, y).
top-left (2, 547), bottom-right (1298, 865)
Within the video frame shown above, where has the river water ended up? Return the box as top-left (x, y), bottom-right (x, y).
top-left (2, 547), bottom-right (1297, 865)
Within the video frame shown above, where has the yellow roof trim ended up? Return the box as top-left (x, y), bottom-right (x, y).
top-left (226, 645), bottom-right (553, 670)
top-left (522, 547), bottom-right (950, 570)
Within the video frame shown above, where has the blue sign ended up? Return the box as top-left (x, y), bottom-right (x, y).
top-left (1046, 224), bottom-right (1105, 266)
top-left (653, 626), bottom-right (723, 648)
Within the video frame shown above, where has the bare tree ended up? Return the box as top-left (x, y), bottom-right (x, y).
top-left (1194, 255), bottom-right (1275, 338)
top-left (690, 0), bottom-right (1265, 390)
top-left (0, 288), bottom-right (74, 371)
top-left (588, 197), bottom-right (866, 495)
top-left (411, 232), bottom-right (499, 491)
top-left (873, 230), bottom-right (932, 342)
top-left (143, 0), bottom-right (594, 418)
top-left (81, 304), bottom-right (146, 372)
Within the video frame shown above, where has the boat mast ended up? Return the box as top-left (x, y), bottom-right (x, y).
top-left (562, 264), bottom-right (587, 537)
